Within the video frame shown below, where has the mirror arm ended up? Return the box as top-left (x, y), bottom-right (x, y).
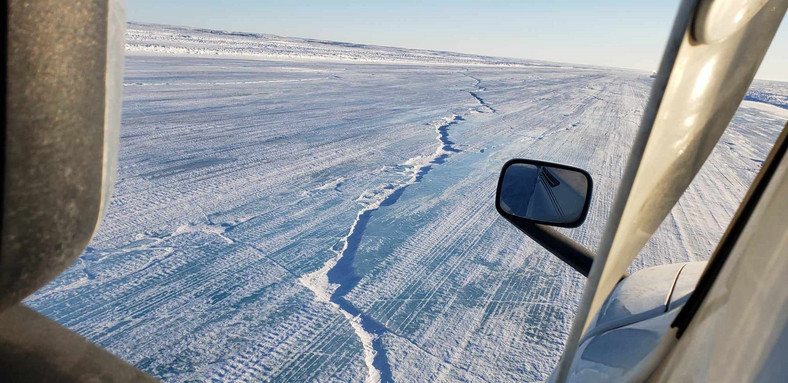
top-left (504, 217), bottom-right (596, 277)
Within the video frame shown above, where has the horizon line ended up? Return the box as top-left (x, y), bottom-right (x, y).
top-left (127, 20), bottom-right (785, 82)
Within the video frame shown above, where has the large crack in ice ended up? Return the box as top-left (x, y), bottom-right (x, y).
top-left (469, 91), bottom-right (496, 113)
top-left (461, 72), bottom-right (496, 113)
top-left (299, 115), bottom-right (463, 383)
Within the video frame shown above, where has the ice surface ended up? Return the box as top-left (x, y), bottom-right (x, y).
top-left (125, 22), bottom-right (554, 68)
top-left (26, 23), bottom-right (787, 382)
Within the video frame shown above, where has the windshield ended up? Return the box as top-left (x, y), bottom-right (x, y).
top-left (24, 2), bottom-right (788, 382)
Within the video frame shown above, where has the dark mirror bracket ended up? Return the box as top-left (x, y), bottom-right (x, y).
top-left (495, 159), bottom-right (629, 279)
top-left (503, 216), bottom-right (595, 277)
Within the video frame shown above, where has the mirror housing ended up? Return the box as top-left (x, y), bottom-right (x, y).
top-left (496, 159), bottom-right (593, 228)
top-left (495, 159), bottom-right (597, 277)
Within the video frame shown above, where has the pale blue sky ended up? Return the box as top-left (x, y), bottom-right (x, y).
top-left (128, 0), bottom-right (787, 81)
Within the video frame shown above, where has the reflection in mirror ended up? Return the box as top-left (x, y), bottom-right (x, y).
top-left (499, 163), bottom-right (589, 225)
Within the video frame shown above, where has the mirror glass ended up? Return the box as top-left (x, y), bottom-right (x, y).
top-left (498, 163), bottom-right (590, 225)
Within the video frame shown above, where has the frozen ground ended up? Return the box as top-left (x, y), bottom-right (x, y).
top-left (27, 23), bottom-right (788, 382)
top-left (125, 22), bottom-right (551, 67)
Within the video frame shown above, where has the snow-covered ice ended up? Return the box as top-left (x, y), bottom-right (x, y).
top-left (125, 23), bottom-right (554, 68)
top-left (26, 23), bottom-right (788, 382)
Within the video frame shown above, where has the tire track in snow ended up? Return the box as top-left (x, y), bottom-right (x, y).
top-left (299, 114), bottom-right (463, 383)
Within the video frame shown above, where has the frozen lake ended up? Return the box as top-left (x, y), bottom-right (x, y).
top-left (26, 24), bottom-right (787, 382)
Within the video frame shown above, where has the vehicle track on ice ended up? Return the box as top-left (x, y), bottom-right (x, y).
top-left (298, 114), bottom-right (464, 383)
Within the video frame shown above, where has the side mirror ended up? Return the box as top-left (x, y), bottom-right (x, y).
top-left (496, 159), bottom-right (593, 228)
top-left (495, 159), bottom-right (597, 277)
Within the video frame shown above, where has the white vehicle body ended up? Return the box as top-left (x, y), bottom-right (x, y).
top-left (567, 262), bottom-right (707, 381)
